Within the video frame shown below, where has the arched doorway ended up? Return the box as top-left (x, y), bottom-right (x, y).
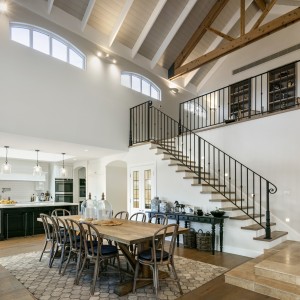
top-left (106, 160), bottom-right (127, 215)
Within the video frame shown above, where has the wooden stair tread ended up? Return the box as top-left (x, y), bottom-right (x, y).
top-left (222, 206), bottom-right (254, 211)
top-left (209, 198), bottom-right (244, 202)
top-left (230, 214), bottom-right (264, 220)
top-left (241, 222), bottom-right (276, 230)
top-left (253, 231), bottom-right (288, 241)
top-left (201, 191), bottom-right (235, 194)
top-left (191, 182), bottom-right (226, 187)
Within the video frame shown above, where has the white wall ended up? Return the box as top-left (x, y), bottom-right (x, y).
top-left (0, 2), bottom-right (195, 153)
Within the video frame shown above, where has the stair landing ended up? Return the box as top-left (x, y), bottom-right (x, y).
top-left (225, 240), bottom-right (300, 299)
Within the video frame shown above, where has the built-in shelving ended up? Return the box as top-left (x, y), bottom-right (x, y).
top-left (230, 79), bottom-right (251, 119)
top-left (268, 63), bottom-right (296, 112)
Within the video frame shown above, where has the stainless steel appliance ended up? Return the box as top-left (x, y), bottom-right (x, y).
top-left (55, 178), bottom-right (73, 202)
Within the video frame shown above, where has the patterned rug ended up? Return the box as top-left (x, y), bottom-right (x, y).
top-left (0, 251), bottom-right (227, 300)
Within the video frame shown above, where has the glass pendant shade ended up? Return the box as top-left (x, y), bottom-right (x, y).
top-left (1, 146), bottom-right (12, 174)
top-left (59, 152), bottom-right (67, 177)
top-left (33, 149), bottom-right (43, 176)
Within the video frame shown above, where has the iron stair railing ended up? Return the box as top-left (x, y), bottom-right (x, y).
top-left (129, 101), bottom-right (277, 239)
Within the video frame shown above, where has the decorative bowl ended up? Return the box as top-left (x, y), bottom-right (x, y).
top-left (210, 210), bottom-right (225, 218)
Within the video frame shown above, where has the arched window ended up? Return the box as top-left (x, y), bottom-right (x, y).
top-left (10, 22), bottom-right (86, 70)
top-left (121, 72), bottom-right (161, 100)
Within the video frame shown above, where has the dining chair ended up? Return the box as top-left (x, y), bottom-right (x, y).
top-left (76, 221), bottom-right (122, 295)
top-left (50, 216), bottom-right (70, 274)
top-left (133, 223), bottom-right (183, 298)
top-left (39, 213), bottom-right (55, 266)
top-left (51, 208), bottom-right (71, 217)
top-left (61, 218), bottom-right (84, 280)
top-left (148, 213), bottom-right (168, 225)
top-left (129, 212), bottom-right (146, 222)
top-left (114, 210), bottom-right (129, 219)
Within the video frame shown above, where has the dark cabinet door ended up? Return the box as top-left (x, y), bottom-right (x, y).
top-left (3, 209), bottom-right (25, 238)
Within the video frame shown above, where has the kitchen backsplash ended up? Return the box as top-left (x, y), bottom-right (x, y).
top-left (0, 181), bottom-right (37, 202)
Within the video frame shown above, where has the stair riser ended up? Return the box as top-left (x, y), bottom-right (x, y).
top-left (226, 275), bottom-right (300, 300)
top-left (255, 267), bottom-right (300, 286)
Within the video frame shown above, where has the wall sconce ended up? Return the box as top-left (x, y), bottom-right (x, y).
top-left (1, 146), bottom-right (12, 174)
top-left (169, 88), bottom-right (179, 94)
top-left (33, 149), bottom-right (43, 176)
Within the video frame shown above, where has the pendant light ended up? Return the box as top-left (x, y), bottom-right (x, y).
top-left (60, 152), bottom-right (67, 177)
top-left (33, 149), bottom-right (43, 176)
top-left (1, 146), bottom-right (12, 174)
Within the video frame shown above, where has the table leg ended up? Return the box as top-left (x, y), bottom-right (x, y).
top-left (211, 223), bottom-right (215, 255)
top-left (220, 221), bottom-right (224, 252)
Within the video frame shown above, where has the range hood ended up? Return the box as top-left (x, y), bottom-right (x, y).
top-left (0, 173), bottom-right (46, 181)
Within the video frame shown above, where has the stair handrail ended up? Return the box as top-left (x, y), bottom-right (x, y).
top-left (129, 100), bottom-right (277, 239)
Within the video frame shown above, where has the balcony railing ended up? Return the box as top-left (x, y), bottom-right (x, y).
top-left (180, 62), bottom-right (298, 131)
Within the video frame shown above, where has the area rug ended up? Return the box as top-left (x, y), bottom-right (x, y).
top-left (0, 251), bottom-right (227, 300)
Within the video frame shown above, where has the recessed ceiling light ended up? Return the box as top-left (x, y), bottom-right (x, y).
top-left (84, 149), bottom-right (89, 152)
top-left (97, 51), bottom-right (102, 57)
top-left (0, 1), bottom-right (8, 13)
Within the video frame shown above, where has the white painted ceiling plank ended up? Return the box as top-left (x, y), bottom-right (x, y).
top-left (150, 0), bottom-right (197, 69)
top-left (131, 0), bottom-right (167, 58)
top-left (108, 0), bottom-right (134, 47)
top-left (81, 0), bottom-right (96, 32)
top-left (185, 0), bottom-right (253, 87)
top-left (47, 0), bottom-right (54, 15)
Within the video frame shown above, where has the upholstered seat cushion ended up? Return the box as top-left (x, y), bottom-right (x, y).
top-left (88, 244), bottom-right (118, 256)
top-left (138, 248), bottom-right (169, 261)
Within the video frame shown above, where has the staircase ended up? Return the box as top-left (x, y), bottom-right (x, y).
top-left (129, 101), bottom-right (287, 247)
top-left (225, 240), bottom-right (300, 299)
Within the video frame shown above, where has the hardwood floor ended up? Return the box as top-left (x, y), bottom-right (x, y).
top-left (0, 235), bottom-right (275, 299)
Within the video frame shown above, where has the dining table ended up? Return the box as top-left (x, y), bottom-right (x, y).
top-left (57, 215), bottom-right (188, 296)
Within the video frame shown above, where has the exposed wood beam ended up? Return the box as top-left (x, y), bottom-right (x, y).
top-left (183, 0), bottom-right (253, 87)
top-left (108, 0), bottom-right (134, 47)
top-left (150, 0), bottom-right (197, 69)
top-left (207, 26), bottom-right (234, 41)
top-left (174, 0), bottom-right (230, 69)
top-left (131, 0), bottom-right (167, 58)
top-left (47, 0), bottom-right (54, 15)
top-left (169, 7), bottom-right (300, 80)
top-left (81, 0), bottom-right (96, 32)
top-left (197, 9), bottom-right (261, 92)
top-left (241, 0), bottom-right (245, 35)
top-left (251, 0), bottom-right (277, 30)
top-left (254, 0), bottom-right (266, 11)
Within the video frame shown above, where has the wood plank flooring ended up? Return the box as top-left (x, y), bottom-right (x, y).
top-left (0, 235), bottom-right (275, 299)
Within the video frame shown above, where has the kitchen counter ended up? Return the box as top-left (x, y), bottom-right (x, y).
top-left (0, 202), bottom-right (79, 240)
top-left (0, 202), bottom-right (79, 208)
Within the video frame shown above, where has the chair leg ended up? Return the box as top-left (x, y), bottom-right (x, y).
top-left (91, 257), bottom-right (100, 295)
top-left (74, 252), bottom-right (83, 284)
top-left (39, 240), bottom-right (48, 261)
top-left (170, 261), bottom-right (183, 295)
top-left (76, 255), bottom-right (87, 285)
top-left (61, 249), bottom-right (73, 276)
top-left (58, 245), bottom-right (66, 274)
top-left (49, 243), bottom-right (58, 268)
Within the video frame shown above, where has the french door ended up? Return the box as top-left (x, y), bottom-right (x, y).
top-left (129, 164), bottom-right (155, 216)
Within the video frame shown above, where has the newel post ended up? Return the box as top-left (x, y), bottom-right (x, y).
top-left (265, 181), bottom-right (271, 239)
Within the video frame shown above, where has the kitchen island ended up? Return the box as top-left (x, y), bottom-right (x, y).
top-left (0, 202), bottom-right (79, 240)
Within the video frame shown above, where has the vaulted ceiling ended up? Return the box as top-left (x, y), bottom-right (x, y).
top-left (13, 0), bottom-right (300, 94)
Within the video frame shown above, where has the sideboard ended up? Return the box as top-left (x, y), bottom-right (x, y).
top-left (148, 211), bottom-right (228, 255)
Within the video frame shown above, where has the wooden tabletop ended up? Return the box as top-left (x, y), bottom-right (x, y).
top-left (60, 215), bottom-right (188, 246)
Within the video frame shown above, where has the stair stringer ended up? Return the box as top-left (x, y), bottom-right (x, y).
top-left (149, 143), bottom-right (288, 257)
